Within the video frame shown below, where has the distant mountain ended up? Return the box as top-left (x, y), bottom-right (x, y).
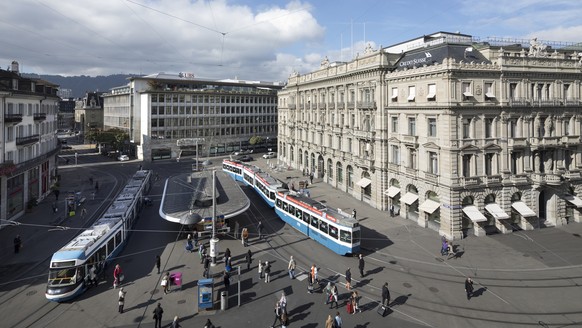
top-left (22, 74), bottom-right (135, 98)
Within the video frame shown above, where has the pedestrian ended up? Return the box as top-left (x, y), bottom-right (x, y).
top-left (389, 204), bottom-right (394, 217)
top-left (95, 181), bottom-right (99, 191)
top-left (242, 227), bottom-right (249, 247)
top-left (199, 243), bottom-right (206, 263)
top-left (245, 249), bottom-right (252, 271)
top-left (310, 264), bottom-right (316, 285)
top-left (186, 234), bottom-right (193, 252)
top-left (324, 281), bottom-right (332, 304)
top-left (279, 292), bottom-right (287, 312)
top-left (345, 268), bottom-right (352, 290)
top-left (358, 254), bottom-right (365, 277)
top-left (89, 265), bottom-right (98, 286)
top-left (257, 221), bottom-right (264, 240)
top-left (325, 314), bottom-right (333, 328)
top-left (465, 277), bottom-right (474, 300)
top-left (281, 310), bottom-right (289, 328)
top-left (352, 209), bottom-right (357, 220)
top-left (152, 303), bottom-right (163, 328)
top-left (288, 256), bottom-right (296, 279)
top-left (225, 256), bottom-right (232, 272)
top-left (334, 312), bottom-right (343, 328)
top-left (264, 260), bottom-right (271, 283)
top-left (330, 283), bottom-right (339, 309)
top-left (81, 207), bottom-right (87, 218)
top-left (258, 260), bottom-right (263, 280)
top-left (118, 287), bottom-right (126, 313)
top-left (161, 272), bottom-right (170, 294)
top-left (307, 270), bottom-right (314, 294)
top-left (441, 238), bottom-right (449, 256)
top-left (192, 228), bottom-right (198, 246)
top-left (155, 255), bottom-right (161, 274)
top-left (171, 315), bottom-right (181, 328)
top-left (204, 319), bottom-right (215, 328)
top-left (54, 189), bottom-right (60, 200)
top-left (223, 271), bottom-right (230, 292)
top-left (203, 255), bottom-right (210, 278)
top-left (351, 291), bottom-right (361, 313)
top-left (89, 176), bottom-right (94, 185)
top-left (382, 282), bottom-right (390, 307)
top-left (309, 172), bottom-right (314, 184)
top-left (52, 203), bottom-right (58, 214)
top-left (13, 235), bottom-right (22, 254)
top-left (113, 264), bottom-right (123, 288)
top-left (91, 191), bottom-right (95, 200)
top-left (224, 248), bottom-right (231, 263)
top-left (271, 301), bottom-right (282, 328)
top-left (313, 264), bottom-right (319, 284)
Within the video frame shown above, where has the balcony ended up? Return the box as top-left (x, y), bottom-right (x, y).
top-left (510, 174), bottom-right (529, 184)
top-left (347, 102), bottom-right (355, 109)
top-left (459, 176), bottom-right (480, 186)
top-left (483, 175), bottom-right (502, 185)
top-left (353, 129), bottom-right (375, 140)
top-left (288, 104), bottom-right (296, 110)
top-left (561, 135), bottom-right (580, 145)
top-left (530, 172), bottom-right (562, 186)
top-left (332, 125), bottom-right (342, 134)
top-left (508, 98), bottom-right (530, 107)
top-left (16, 134), bottom-right (40, 146)
top-left (530, 136), bottom-right (559, 147)
top-left (388, 162), bottom-right (400, 172)
top-left (405, 167), bottom-right (418, 177)
top-left (564, 99), bottom-right (582, 106)
top-left (401, 134), bottom-right (418, 145)
top-left (563, 170), bottom-right (581, 180)
top-left (33, 113), bottom-right (47, 121)
top-left (424, 172), bottom-right (439, 184)
top-left (508, 137), bottom-right (528, 147)
top-left (318, 102), bottom-right (326, 109)
top-left (357, 101), bottom-right (376, 109)
top-left (4, 114), bottom-right (23, 125)
top-left (327, 102), bottom-right (336, 109)
top-left (337, 102), bottom-right (345, 109)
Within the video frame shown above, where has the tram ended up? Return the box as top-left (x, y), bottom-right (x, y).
top-left (223, 160), bottom-right (360, 255)
top-left (46, 170), bottom-right (152, 302)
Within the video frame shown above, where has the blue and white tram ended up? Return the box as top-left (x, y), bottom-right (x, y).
top-left (222, 159), bottom-right (360, 255)
top-left (45, 170), bottom-right (152, 302)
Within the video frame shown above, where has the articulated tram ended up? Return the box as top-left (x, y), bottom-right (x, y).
top-left (46, 170), bottom-right (152, 302)
top-left (223, 160), bottom-right (360, 255)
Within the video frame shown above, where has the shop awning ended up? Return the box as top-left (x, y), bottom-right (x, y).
top-left (485, 203), bottom-right (510, 220)
top-left (355, 178), bottom-right (372, 188)
top-left (401, 192), bottom-right (419, 205)
top-left (419, 199), bottom-right (440, 214)
top-left (562, 194), bottom-right (582, 208)
top-left (384, 186), bottom-right (400, 198)
top-left (462, 205), bottom-right (487, 222)
top-left (511, 201), bottom-right (536, 218)
top-left (463, 91), bottom-right (473, 97)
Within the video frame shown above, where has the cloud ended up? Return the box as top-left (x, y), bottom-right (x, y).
top-left (0, 0), bottom-right (324, 81)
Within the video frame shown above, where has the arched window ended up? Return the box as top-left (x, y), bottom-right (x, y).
top-left (362, 171), bottom-right (371, 197)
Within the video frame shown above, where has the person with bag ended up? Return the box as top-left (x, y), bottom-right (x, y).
top-left (245, 249), bottom-right (252, 271)
top-left (288, 256), bottom-right (296, 279)
top-left (152, 303), bottom-right (163, 328)
top-left (324, 282), bottom-right (332, 304)
top-left (465, 277), bottom-right (474, 300)
top-left (334, 312), bottom-right (343, 328)
top-left (271, 301), bottom-right (282, 328)
top-left (258, 259), bottom-right (263, 280)
top-left (242, 227), bottom-right (249, 247)
top-left (161, 272), bottom-right (170, 294)
top-left (280, 310), bottom-right (289, 328)
top-left (264, 261), bottom-right (271, 283)
top-left (113, 264), bottom-right (123, 289)
top-left (325, 314), bottom-right (334, 328)
top-left (118, 287), bottom-right (126, 313)
top-left (329, 284), bottom-right (339, 309)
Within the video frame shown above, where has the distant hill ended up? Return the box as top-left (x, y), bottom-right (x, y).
top-left (22, 74), bottom-right (135, 98)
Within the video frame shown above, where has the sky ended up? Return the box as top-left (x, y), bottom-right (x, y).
top-left (1, 0), bottom-right (581, 82)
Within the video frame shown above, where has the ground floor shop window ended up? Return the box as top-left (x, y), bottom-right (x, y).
top-left (8, 174), bottom-right (24, 217)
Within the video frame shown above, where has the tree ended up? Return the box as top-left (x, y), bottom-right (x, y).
top-left (249, 136), bottom-right (264, 146)
top-left (85, 129), bottom-right (129, 151)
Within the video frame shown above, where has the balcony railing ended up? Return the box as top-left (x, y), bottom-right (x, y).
top-left (531, 172), bottom-right (562, 185)
top-left (4, 114), bottom-right (23, 124)
top-left (16, 134), bottom-right (40, 146)
top-left (459, 176), bottom-right (480, 186)
top-left (483, 175), bottom-right (502, 185)
top-left (561, 135), bottom-right (580, 145)
top-left (288, 104), bottom-right (296, 110)
top-left (357, 101), bottom-right (376, 109)
top-left (347, 102), bottom-right (355, 109)
top-left (33, 113), bottom-right (47, 121)
top-left (530, 136), bottom-right (559, 147)
top-left (401, 135), bottom-right (418, 145)
top-left (353, 129), bottom-right (375, 140)
top-left (508, 137), bottom-right (528, 147)
top-left (424, 172), bottom-right (439, 184)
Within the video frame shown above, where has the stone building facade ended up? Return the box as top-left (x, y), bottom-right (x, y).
top-left (277, 32), bottom-right (582, 240)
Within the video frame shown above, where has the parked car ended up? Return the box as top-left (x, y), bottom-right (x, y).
top-left (262, 152), bottom-right (277, 159)
top-left (233, 149), bottom-right (252, 156)
top-left (237, 155), bottom-right (253, 162)
top-left (61, 145), bottom-right (72, 150)
top-left (118, 154), bottom-right (130, 161)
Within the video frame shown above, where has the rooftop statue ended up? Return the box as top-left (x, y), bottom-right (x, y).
top-left (528, 38), bottom-right (548, 57)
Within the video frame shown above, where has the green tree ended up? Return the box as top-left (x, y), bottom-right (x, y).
top-left (249, 135), bottom-right (264, 146)
top-left (85, 129), bottom-right (128, 151)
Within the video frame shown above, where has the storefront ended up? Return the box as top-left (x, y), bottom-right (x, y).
top-left (7, 174), bottom-right (25, 218)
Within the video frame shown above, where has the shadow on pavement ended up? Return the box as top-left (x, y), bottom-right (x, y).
top-left (360, 225), bottom-right (393, 251)
top-left (289, 301), bottom-right (314, 323)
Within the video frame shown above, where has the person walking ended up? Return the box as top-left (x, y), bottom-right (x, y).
top-left (324, 281), bottom-right (332, 304)
top-left (264, 261), bottom-right (271, 283)
top-left (334, 312), bottom-right (343, 328)
top-left (329, 283), bottom-right (339, 309)
top-left (81, 207), bottom-right (87, 218)
top-left (325, 314), bottom-right (334, 328)
top-left (113, 264), bottom-right (123, 288)
top-left (245, 249), bottom-right (252, 271)
top-left (271, 301), bottom-right (282, 328)
top-left (351, 291), bottom-right (361, 313)
top-left (382, 282), bottom-right (391, 307)
top-left (352, 209), bottom-right (357, 220)
top-left (161, 272), bottom-right (170, 294)
top-left (345, 268), bottom-right (352, 290)
top-left (258, 259), bottom-right (263, 280)
top-left (288, 256), bottom-right (296, 279)
top-left (204, 319), bottom-right (215, 328)
top-left (155, 255), bottom-right (161, 274)
top-left (152, 303), bottom-right (163, 328)
top-left (465, 277), bottom-right (474, 300)
top-left (192, 228), bottom-right (198, 246)
top-left (224, 248), bottom-right (231, 263)
top-left (280, 310), bottom-right (289, 328)
top-left (242, 227), bottom-right (249, 247)
top-left (52, 203), bottom-right (58, 214)
top-left (89, 265), bottom-right (98, 287)
top-left (118, 287), bottom-right (126, 313)
top-left (358, 254), bottom-right (365, 277)
top-left (199, 243), bottom-right (206, 263)
top-left (203, 254), bottom-right (210, 278)
top-left (257, 221), bottom-right (264, 240)
top-left (13, 235), bottom-right (22, 254)
top-left (223, 271), bottom-right (230, 292)
top-left (279, 292), bottom-right (287, 313)
top-left (307, 270), bottom-right (314, 294)
top-left (186, 234), bottom-right (193, 252)
top-left (171, 316), bottom-right (181, 328)
top-left (309, 172), bottom-right (314, 184)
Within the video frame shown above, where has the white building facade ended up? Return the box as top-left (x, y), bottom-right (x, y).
top-left (0, 61), bottom-right (60, 221)
top-left (277, 32), bottom-right (582, 240)
top-left (103, 73), bottom-right (283, 161)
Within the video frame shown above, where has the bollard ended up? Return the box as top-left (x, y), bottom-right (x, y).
top-left (220, 291), bottom-right (228, 310)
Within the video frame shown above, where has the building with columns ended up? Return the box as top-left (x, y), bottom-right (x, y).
top-left (0, 61), bottom-right (60, 222)
top-left (277, 32), bottom-right (582, 240)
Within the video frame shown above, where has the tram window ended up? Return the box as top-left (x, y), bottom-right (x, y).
top-left (319, 221), bottom-right (328, 234)
top-left (329, 225), bottom-right (338, 239)
top-left (107, 237), bottom-right (115, 255)
top-left (289, 205), bottom-right (296, 216)
top-left (303, 212), bottom-right (310, 224)
top-left (115, 231), bottom-right (122, 248)
top-left (340, 230), bottom-right (352, 243)
top-left (352, 229), bottom-right (361, 243)
top-left (311, 216), bottom-right (318, 228)
top-left (270, 191), bottom-right (275, 200)
top-left (282, 202), bottom-right (288, 212)
top-left (295, 210), bottom-right (302, 221)
top-left (276, 199), bottom-right (282, 208)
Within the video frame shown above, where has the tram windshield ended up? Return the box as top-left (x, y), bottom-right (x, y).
top-left (352, 229), bottom-right (361, 244)
top-left (48, 266), bottom-right (84, 286)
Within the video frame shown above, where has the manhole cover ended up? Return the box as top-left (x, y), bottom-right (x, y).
top-left (403, 282), bottom-right (412, 288)
top-left (177, 300), bottom-right (186, 304)
top-left (26, 290), bottom-right (37, 296)
top-left (429, 287), bottom-right (439, 293)
top-left (389, 260), bottom-right (397, 265)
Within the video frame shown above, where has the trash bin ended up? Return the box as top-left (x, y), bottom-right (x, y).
top-left (220, 291), bottom-right (227, 310)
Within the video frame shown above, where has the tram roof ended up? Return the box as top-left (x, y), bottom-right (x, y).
top-left (282, 191), bottom-right (358, 228)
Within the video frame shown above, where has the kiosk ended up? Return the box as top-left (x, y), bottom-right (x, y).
top-left (198, 278), bottom-right (214, 310)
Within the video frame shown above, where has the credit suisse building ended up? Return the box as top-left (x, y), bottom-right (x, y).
top-left (277, 32), bottom-right (582, 240)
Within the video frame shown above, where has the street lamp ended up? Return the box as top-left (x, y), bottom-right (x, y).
top-left (209, 170), bottom-right (219, 266)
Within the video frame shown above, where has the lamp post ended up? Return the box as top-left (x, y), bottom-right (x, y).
top-left (209, 170), bottom-right (219, 266)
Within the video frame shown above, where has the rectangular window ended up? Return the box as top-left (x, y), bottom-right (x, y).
top-left (391, 116), bottom-right (398, 133)
top-left (462, 82), bottom-right (472, 100)
top-left (391, 87), bottom-right (398, 101)
top-left (485, 82), bottom-right (495, 99)
top-left (391, 145), bottom-right (400, 164)
top-left (408, 117), bottom-right (416, 135)
top-left (564, 83), bottom-right (571, 99)
top-left (428, 118), bottom-right (437, 137)
top-left (310, 215), bottom-right (318, 228)
top-left (462, 154), bottom-right (472, 177)
top-left (485, 118), bottom-right (493, 138)
top-left (328, 225), bottom-right (338, 239)
top-left (409, 148), bottom-right (417, 169)
top-left (429, 152), bottom-right (438, 174)
top-left (485, 153), bottom-right (494, 175)
top-left (565, 120), bottom-right (570, 136)
top-left (511, 152), bottom-right (520, 174)
top-left (339, 230), bottom-right (352, 243)
top-left (509, 83), bottom-right (518, 100)
top-left (508, 119), bottom-right (516, 138)
top-left (407, 86), bottom-right (416, 101)
top-left (319, 221), bottom-right (328, 234)
top-left (427, 84), bottom-right (436, 101)
top-left (462, 119), bottom-right (470, 139)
